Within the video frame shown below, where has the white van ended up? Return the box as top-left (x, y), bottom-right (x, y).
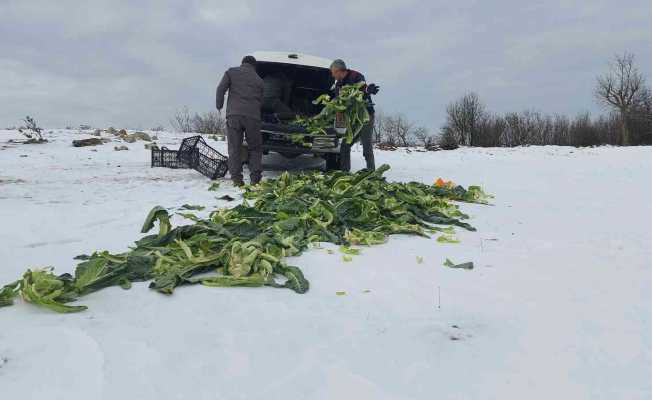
top-left (252, 51), bottom-right (344, 170)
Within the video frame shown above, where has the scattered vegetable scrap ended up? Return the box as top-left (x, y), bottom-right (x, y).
top-left (435, 178), bottom-right (456, 189)
top-left (0, 165), bottom-right (490, 313)
top-left (443, 259), bottom-right (475, 270)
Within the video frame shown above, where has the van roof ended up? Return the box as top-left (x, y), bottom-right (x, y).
top-left (251, 51), bottom-right (332, 69)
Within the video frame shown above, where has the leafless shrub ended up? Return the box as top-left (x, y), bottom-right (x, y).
top-left (151, 125), bottom-right (165, 132)
top-left (413, 126), bottom-right (436, 147)
top-left (373, 113), bottom-right (427, 147)
top-left (18, 116), bottom-right (46, 142)
top-left (192, 111), bottom-right (225, 136)
top-left (170, 106), bottom-right (193, 132)
top-left (442, 87), bottom-right (649, 148)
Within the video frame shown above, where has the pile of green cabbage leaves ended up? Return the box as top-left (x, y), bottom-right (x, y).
top-left (295, 82), bottom-right (370, 145)
top-left (0, 165), bottom-right (490, 313)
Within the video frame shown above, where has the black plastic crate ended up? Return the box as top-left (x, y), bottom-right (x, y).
top-left (151, 147), bottom-right (190, 169)
top-left (178, 136), bottom-right (229, 180)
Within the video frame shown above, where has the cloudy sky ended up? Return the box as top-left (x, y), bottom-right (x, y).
top-left (1, 0), bottom-right (650, 131)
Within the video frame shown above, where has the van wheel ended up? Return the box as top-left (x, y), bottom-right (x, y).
top-left (324, 153), bottom-right (341, 171)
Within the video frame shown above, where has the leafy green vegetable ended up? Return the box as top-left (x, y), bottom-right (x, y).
top-left (0, 281), bottom-right (20, 307)
top-left (1, 164), bottom-right (489, 313)
top-left (181, 204), bottom-right (205, 211)
top-left (295, 83), bottom-right (370, 144)
top-left (141, 206), bottom-right (171, 237)
top-left (437, 235), bottom-right (460, 244)
top-left (443, 259), bottom-right (474, 270)
top-left (177, 212), bottom-right (200, 221)
top-left (73, 252), bottom-right (153, 295)
top-left (202, 275), bottom-right (267, 288)
top-left (20, 269), bottom-right (87, 313)
top-left (275, 265), bottom-right (309, 294)
top-left (342, 255), bottom-right (353, 262)
top-left (339, 246), bottom-right (362, 256)
top-left (208, 182), bottom-right (220, 191)
top-left (416, 256), bottom-right (424, 264)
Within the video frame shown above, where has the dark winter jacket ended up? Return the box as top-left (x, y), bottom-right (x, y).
top-left (332, 69), bottom-right (375, 114)
top-left (216, 63), bottom-right (264, 120)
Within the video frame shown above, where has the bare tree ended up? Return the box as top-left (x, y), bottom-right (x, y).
top-left (444, 92), bottom-right (487, 146)
top-left (413, 126), bottom-right (435, 147)
top-left (375, 113), bottom-right (399, 145)
top-left (595, 53), bottom-right (648, 145)
top-left (170, 106), bottom-right (193, 132)
top-left (392, 114), bottom-right (414, 147)
top-left (192, 111), bottom-right (225, 135)
top-left (373, 112), bottom-right (427, 147)
top-left (373, 109), bottom-right (386, 144)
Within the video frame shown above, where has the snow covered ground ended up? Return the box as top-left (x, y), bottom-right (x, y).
top-left (1, 129), bottom-right (651, 399)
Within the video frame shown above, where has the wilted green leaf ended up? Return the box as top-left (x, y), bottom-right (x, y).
top-left (181, 204), bottom-right (205, 211)
top-left (218, 195), bottom-right (235, 201)
top-left (141, 206), bottom-right (171, 237)
top-left (1, 163), bottom-right (489, 313)
top-left (0, 281), bottom-right (20, 307)
top-left (202, 274), bottom-right (267, 287)
top-left (339, 246), bottom-right (361, 256)
top-left (278, 265), bottom-right (309, 294)
top-left (437, 235), bottom-right (460, 244)
top-left (21, 269), bottom-right (87, 313)
top-left (295, 83), bottom-right (370, 144)
top-left (443, 259), bottom-right (474, 270)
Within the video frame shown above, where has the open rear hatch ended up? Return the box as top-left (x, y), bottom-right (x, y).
top-left (257, 59), bottom-right (340, 151)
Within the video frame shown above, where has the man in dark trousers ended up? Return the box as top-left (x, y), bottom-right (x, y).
top-left (216, 55), bottom-right (264, 186)
top-left (330, 59), bottom-right (379, 172)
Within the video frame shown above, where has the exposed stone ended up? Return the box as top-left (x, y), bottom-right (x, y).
top-left (73, 138), bottom-right (105, 147)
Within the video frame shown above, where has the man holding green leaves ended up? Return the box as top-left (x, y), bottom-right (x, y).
top-left (330, 59), bottom-right (380, 172)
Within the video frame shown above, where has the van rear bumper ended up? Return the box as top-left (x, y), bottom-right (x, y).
top-left (261, 128), bottom-right (341, 155)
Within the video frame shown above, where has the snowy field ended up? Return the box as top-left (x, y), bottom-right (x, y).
top-left (1, 129), bottom-right (651, 399)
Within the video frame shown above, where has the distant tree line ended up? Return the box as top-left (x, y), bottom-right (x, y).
top-left (439, 53), bottom-right (652, 148)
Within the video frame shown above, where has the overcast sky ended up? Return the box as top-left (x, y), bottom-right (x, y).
top-left (1, 0), bottom-right (650, 131)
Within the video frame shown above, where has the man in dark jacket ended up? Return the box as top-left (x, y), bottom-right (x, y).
top-left (216, 55), bottom-right (264, 186)
top-left (330, 59), bottom-right (379, 172)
